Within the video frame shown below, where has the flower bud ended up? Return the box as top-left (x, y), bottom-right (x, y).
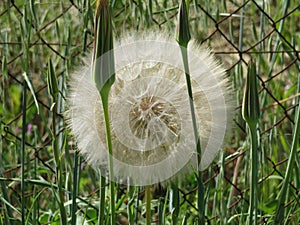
top-left (47, 59), bottom-right (59, 101)
top-left (176, 0), bottom-right (191, 48)
top-left (93, 0), bottom-right (115, 96)
top-left (242, 59), bottom-right (260, 127)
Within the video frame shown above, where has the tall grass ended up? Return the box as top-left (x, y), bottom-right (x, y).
top-left (0, 0), bottom-right (299, 224)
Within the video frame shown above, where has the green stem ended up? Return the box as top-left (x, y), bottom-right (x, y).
top-left (127, 185), bottom-right (135, 225)
top-left (196, 175), bottom-right (205, 224)
top-left (98, 174), bottom-right (106, 225)
top-left (52, 103), bottom-right (67, 225)
top-left (179, 46), bottom-right (205, 225)
top-left (33, 128), bottom-right (38, 225)
top-left (71, 151), bottom-right (79, 225)
top-left (248, 125), bottom-right (258, 225)
top-left (146, 185), bottom-right (151, 225)
top-left (21, 81), bottom-right (27, 225)
top-left (135, 186), bottom-right (140, 224)
top-left (100, 93), bottom-right (116, 225)
top-left (170, 182), bottom-right (179, 225)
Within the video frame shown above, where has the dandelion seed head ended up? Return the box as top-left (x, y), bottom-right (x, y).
top-left (66, 31), bottom-right (233, 185)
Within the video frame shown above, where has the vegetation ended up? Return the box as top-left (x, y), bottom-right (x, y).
top-left (1, 0), bottom-right (299, 224)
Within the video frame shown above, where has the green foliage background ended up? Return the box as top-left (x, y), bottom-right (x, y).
top-left (1, 0), bottom-right (299, 224)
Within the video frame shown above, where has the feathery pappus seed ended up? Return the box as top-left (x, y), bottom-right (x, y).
top-left (66, 32), bottom-right (233, 186)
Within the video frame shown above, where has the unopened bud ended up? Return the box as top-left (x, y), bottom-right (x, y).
top-left (93, 0), bottom-right (115, 96)
top-left (176, 0), bottom-right (191, 48)
top-left (242, 59), bottom-right (260, 127)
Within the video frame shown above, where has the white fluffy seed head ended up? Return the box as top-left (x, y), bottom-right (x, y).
top-left (66, 31), bottom-right (233, 186)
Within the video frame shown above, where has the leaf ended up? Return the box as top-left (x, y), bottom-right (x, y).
top-left (22, 72), bottom-right (40, 114)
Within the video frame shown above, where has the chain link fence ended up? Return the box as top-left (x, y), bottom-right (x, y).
top-left (1, 0), bottom-right (299, 224)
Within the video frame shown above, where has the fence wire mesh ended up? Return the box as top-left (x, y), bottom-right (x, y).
top-left (1, 0), bottom-right (299, 224)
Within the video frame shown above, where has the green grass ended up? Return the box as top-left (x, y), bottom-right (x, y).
top-left (1, 0), bottom-right (300, 224)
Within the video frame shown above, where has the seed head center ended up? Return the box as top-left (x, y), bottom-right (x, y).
top-left (129, 96), bottom-right (180, 140)
top-left (133, 96), bottom-right (163, 122)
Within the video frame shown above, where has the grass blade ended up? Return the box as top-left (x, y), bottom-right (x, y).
top-left (274, 73), bottom-right (300, 224)
top-left (71, 151), bottom-right (79, 225)
top-left (22, 72), bottom-right (39, 115)
top-left (47, 59), bottom-right (68, 225)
